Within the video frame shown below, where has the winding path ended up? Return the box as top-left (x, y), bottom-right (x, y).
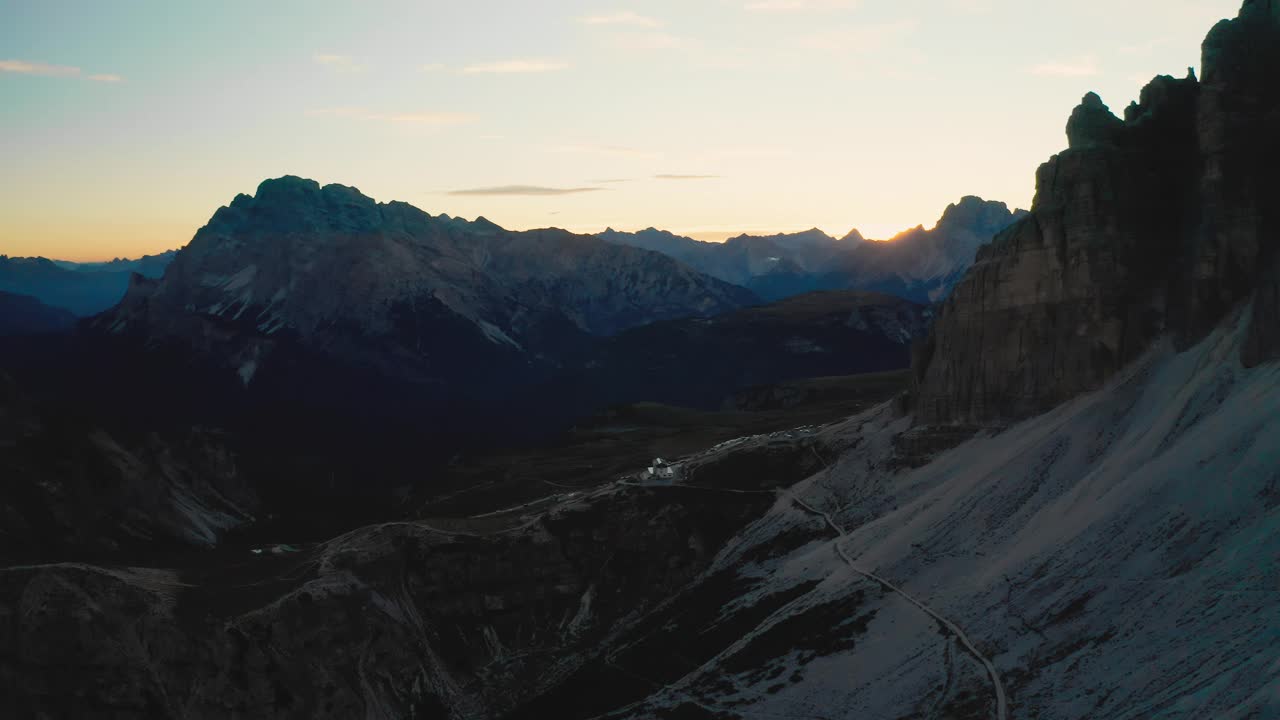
top-left (787, 493), bottom-right (1008, 720)
top-left (618, 474), bottom-right (1008, 719)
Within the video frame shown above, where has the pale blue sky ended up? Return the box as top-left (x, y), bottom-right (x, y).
top-left (1, 0), bottom-right (1243, 260)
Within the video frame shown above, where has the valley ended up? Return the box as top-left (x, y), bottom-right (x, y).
top-left (1, 1), bottom-right (1278, 718)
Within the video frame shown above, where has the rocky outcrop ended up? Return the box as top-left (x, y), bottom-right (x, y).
top-left (914, 2), bottom-right (1280, 424)
top-left (1066, 92), bottom-right (1125, 148)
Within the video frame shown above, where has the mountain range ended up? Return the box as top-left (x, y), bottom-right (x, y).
top-left (0, 178), bottom-right (930, 522)
top-left (0, 291), bottom-right (76, 336)
top-left (0, 250), bottom-right (175, 317)
top-left (599, 196), bottom-right (1027, 303)
top-left (3, 195), bottom-right (1021, 323)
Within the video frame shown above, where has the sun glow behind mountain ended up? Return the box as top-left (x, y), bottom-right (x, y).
top-left (0, 0), bottom-right (1244, 261)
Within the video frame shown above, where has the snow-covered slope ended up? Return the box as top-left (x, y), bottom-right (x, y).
top-left (603, 308), bottom-right (1279, 719)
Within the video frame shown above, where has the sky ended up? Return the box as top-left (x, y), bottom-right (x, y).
top-left (0, 0), bottom-right (1244, 261)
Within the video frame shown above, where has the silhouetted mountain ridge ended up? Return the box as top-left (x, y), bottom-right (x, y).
top-left (599, 196), bottom-right (1025, 302)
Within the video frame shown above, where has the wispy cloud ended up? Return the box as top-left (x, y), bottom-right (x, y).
top-left (306, 107), bottom-right (474, 127)
top-left (655, 174), bottom-right (720, 180)
top-left (419, 63), bottom-right (447, 73)
top-left (591, 178), bottom-right (632, 184)
top-left (745, 0), bottom-right (857, 12)
top-left (462, 59), bottom-right (568, 74)
top-left (1, 59), bottom-right (123, 82)
top-left (313, 53), bottom-right (366, 72)
top-left (448, 185), bottom-right (605, 196)
top-left (1028, 56), bottom-right (1100, 77)
top-left (0, 59), bottom-right (80, 76)
top-left (579, 11), bottom-right (662, 27)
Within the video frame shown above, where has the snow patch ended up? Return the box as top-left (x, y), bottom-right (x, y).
top-left (476, 320), bottom-right (523, 350)
top-left (238, 360), bottom-right (258, 386)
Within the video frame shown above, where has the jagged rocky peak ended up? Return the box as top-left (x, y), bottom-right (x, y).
top-left (912, 0), bottom-right (1280, 425)
top-left (206, 175), bottom-right (385, 237)
top-left (934, 195), bottom-right (1024, 235)
top-left (1066, 92), bottom-right (1124, 149)
top-left (839, 228), bottom-right (865, 243)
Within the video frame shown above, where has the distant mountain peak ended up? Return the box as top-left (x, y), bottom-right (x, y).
top-left (93, 176), bottom-right (758, 397)
top-left (934, 196), bottom-right (1025, 234)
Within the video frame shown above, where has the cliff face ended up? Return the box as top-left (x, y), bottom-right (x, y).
top-left (914, 4), bottom-right (1280, 424)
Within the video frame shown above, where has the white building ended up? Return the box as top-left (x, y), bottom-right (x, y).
top-left (645, 458), bottom-right (679, 480)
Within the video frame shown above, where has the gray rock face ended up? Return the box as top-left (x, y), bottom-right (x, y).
top-left (914, 1), bottom-right (1280, 424)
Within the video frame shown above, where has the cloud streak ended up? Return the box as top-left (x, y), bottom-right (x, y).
top-left (462, 59), bottom-right (569, 74)
top-left (448, 185), bottom-right (605, 196)
top-left (0, 59), bottom-right (80, 76)
top-left (1, 59), bottom-right (123, 82)
top-left (306, 107), bottom-right (474, 127)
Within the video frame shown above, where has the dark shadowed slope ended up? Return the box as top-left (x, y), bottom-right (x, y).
top-left (0, 291), bottom-right (76, 335)
top-left (0, 252), bottom-right (176, 317)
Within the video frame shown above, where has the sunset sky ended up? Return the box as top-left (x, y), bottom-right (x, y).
top-left (2, 0), bottom-right (1242, 261)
